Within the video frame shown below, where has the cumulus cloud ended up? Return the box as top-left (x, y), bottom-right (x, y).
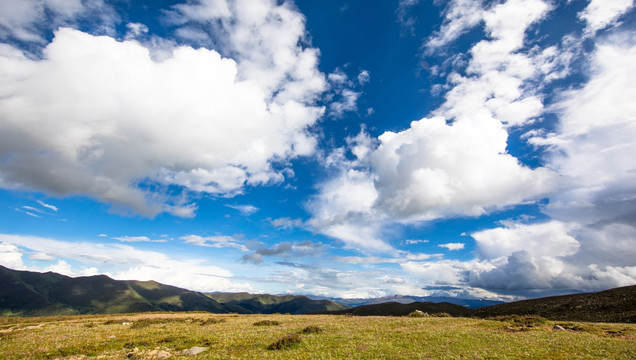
top-left (579, 0), bottom-right (634, 34)
top-left (0, 0), bottom-right (117, 43)
top-left (533, 36), bottom-right (636, 227)
top-left (0, 234), bottom-right (249, 292)
top-left (438, 243), bottom-right (465, 251)
top-left (308, 0), bottom-right (556, 251)
top-left (465, 220), bottom-right (636, 293)
top-left (0, 11), bottom-right (325, 216)
top-left (0, 242), bottom-right (25, 269)
top-left (371, 116), bottom-right (553, 221)
top-left (472, 221), bottom-right (579, 260)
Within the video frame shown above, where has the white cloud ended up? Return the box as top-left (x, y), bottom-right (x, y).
top-left (438, 243), bottom-right (465, 251)
top-left (579, 0), bottom-right (634, 34)
top-left (308, 0), bottom-right (556, 251)
top-left (112, 236), bottom-right (165, 243)
top-left (306, 168), bottom-right (391, 252)
top-left (0, 242), bottom-right (25, 269)
top-left (37, 200), bottom-right (58, 212)
top-left (29, 252), bottom-right (55, 261)
top-left (534, 36), bottom-right (636, 226)
top-left (0, 0), bottom-right (117, 43)
top-left (180, 234), bottom-right (248, 251)
top-left (43, 260), bottom-right (99, 277)
top-left (402, 239), bottom-right (428, 245)
top-left (425, 0), bottom-right (485, 52)
top-left (467, 221), bottom-right (636, 292)
top-left (396, 0), bottom-right (421, 35)
top-left (0, 233), bottom-right (249, 292)
top-left (270, 217), bottom-right (303, 229)
top-left (226, 204), bottom-right (259, 215)
top-left (472, 221), bottom-right (579, 260)
top-left (357, 70), bottom-right (370, 85)
top-left (371, 116), bottom-right (554, 222)
top-left (0, 22), bottom-right (324, 217)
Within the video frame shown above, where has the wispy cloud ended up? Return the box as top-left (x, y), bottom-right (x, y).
top-left (112, 236), bottom-right (166, 243)
top-left (180, 235), bottom-right (248, 251)
top-left (242, 241), bottom-right (324, 264)
top-left (226, 204), bottom-right (259, 216)
top-left (37, 200), bottom-right (58, 212)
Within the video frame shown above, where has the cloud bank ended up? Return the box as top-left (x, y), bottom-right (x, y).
top-left (0, 0), bottom-right (326, 217)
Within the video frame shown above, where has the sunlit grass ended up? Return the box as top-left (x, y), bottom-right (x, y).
top-left (0, 312), bottom-right (634, 359)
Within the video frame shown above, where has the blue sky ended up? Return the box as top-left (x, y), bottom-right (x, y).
top-left (0, 0), bottom-right (635, 301)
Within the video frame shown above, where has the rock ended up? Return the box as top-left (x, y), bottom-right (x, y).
top-left (553, 324), bottom-right (566, 331)
top-left (181, 346), bottom-right (208, 356)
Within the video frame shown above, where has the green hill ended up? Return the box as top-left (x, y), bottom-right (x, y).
top-left (207, 292), bottom-right (348, 314)
top-left (0, 266), bottom-right (341, 316)
top-left (473, 285), bottom-right (636, 323)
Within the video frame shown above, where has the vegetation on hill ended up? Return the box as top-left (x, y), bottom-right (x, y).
top-left (473, 285), bottom-right (636, 323)
top-left (0, 312), bottom-right (634, 359)
top-left (0, 266), bottom-right (343, 316)
top-left (208, 292), bottom-right (348, 314)
top-left (311, 301), bottom-right (473, 317)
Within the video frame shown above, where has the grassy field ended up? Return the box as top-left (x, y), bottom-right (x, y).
top-left (1, 312), bottom-right (634, 359)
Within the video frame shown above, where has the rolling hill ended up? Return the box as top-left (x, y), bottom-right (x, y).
top-left (473, 285), bottom-right (636, 323)
top-left (208, 292), bottom-right (348, 314)
top-left (0, 266), bottom-right (344, 316)
top-left (310, 301), bottom-right (474, 317)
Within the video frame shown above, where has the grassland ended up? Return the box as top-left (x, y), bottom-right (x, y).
top-left (1, 312), bottom-right (634, 359)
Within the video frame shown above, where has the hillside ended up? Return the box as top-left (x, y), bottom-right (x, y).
top-left (311, 301), bottom-right (473, 317)
top-left (208, 292), bottom-right (348, 314)
top-left (473, 285), bottom-right (636, 323)
top-left (0, 266), bottom-right (341, 316)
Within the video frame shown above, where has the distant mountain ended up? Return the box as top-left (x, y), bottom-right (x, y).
top-left (208, 292), bottom-right (348, 314)
top-left (315, 295), bottom-right (503, 309)
top-left (311, 301), bottom-right (473, 317)
top-left (0, 266), bottom-right (342, 316)
top-left (473, 285), bottom-right (636, 323)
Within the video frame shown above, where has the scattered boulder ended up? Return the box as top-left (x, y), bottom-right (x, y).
top-left (553, 324), bottom-right (566, 331)
top-left (181, 346), bottom-right (208, 356)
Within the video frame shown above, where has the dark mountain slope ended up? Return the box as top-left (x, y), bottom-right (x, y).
top-left (207, 292), bottom-right (348, 314)
top-left (0, 266), bottom-right (344, 316)
top-left (312, 301), bottom-right (473, 317)
top-left (0, 265), bottom-right (233, 315)
top-left (473, 285), bottom-right (636, 323)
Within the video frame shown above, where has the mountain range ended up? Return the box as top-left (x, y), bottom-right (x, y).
top-left (314, 295), bottom-right (504, 309)
top-left (0, 265), bottom-right (345, 316)
top-left (1, 265), bottom-right (634, 323)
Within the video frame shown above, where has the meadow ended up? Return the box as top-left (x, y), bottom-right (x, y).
top-left (1, 312), bottom-right (634, 359)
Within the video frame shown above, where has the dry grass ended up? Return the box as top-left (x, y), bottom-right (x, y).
top-left (0, 312), bottom-right (634, 359)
